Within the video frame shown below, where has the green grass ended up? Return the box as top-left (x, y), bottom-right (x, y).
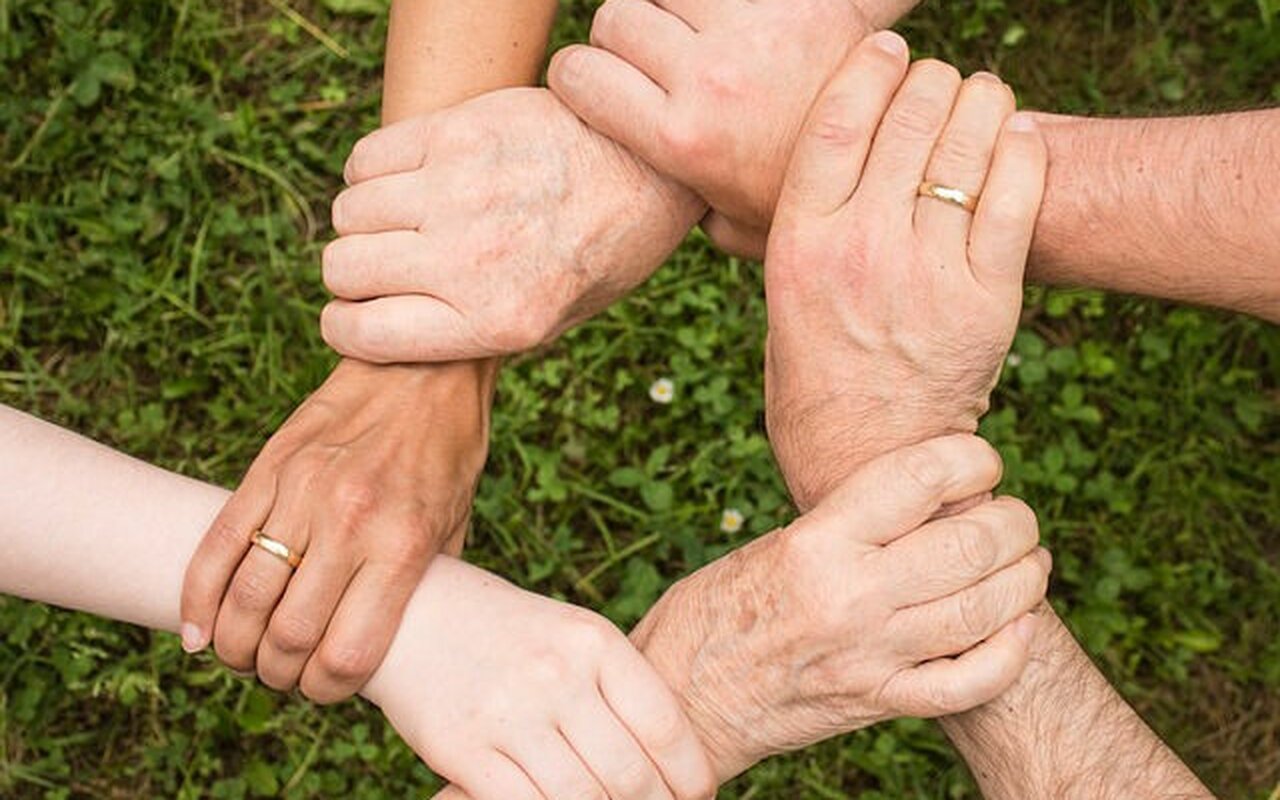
top-left (1, 0), bottom-right (1278, 797)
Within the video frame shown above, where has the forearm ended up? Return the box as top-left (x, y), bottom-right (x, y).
top-left (1028, 109), bottom-right (1280, 321)
top-left (940, 607), bottom-right (1212, 798)
top-left (382, 0), bottom-right (557, 123)
top-left (0, 403), bottom-right (457, 703)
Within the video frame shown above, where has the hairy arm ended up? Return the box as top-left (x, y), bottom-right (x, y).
top-left (1030, 110), bottom-right (1280, 321)
top-left (940, 610), bottom-right (1213, 798)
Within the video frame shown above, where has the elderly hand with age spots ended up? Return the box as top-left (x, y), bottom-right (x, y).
top-left (428, 435), bottom-right (1048, 799)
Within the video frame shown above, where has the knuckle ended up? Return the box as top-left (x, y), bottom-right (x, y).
top-left (609, 758), bottom-right (656, 797)
top-left (314, 641), bottom-right (379, 686)
top-left (896, 444), bottom-right (949, 495)
top-left (808, 95), bottom-right (872, 149)
top-left (952, 518), bottom-right (999, 576)
top-left (208, 517), bottom-right (251, 553)
top-left (935, 129), bottom-right (992, 169)
top-left (229, 569), bottom-right (279, 613)
top-left (915, 58), bottom-right (962, 87)
top-left (886, 100), bottom-right (943, 139)
top-left (329, 480), bottom-right (379, 531)
top-left (267, 613), bottom-right (324, 655)
top-left (958, 583), bottom-right (994, 640)
top-left (659, 117), bottom-right (710, 163)
top-left (695, 61), bottom-right (748, 103)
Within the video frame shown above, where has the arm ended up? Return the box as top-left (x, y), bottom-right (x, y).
top-left (178, 0), bottom-right (556, 702)
top-left (939, 612), bottom-right (1212, 798)
top-left (1028, 110), bottom-right (1280, 322)
top-left (757, 42), bottom-right (1214, 797)
top-left (550, 4), bottom-right (1280, 322)
top-left (0, 405), bottom-right (717, 799)
top-left (0, 403), bottom-right (1044, 798)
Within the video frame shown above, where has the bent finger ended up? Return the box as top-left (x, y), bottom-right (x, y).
top-left (968, 112), bottom-right (1047, 298)
top-left (600, 645), bottom-right (717, 799)
top-left (322, 231), bottom-right (456, 301)
top-left (879, 496), bottom-right (1040, 606)
top-left (590, 0), bottom-right (694, 89)
top-left (180, 466), bottom-right (276, 652)
top-left (562, 695), bottom-right (674, 800)
top-left (890, 548), bottom-right (1051, 662)
top-left (256, 544), bottom-right (358, 692)
top-left (330, 170), bottom-right (433, 236)
top-left (779, 30), bottom-right (910, 217)
top-left (549, 45), bottom-right (669, 179)
top-left (883, 613), bottom-right (1039, 717)
top-left (343, 114), bottom-right (435, 185)
top-left (320, 296), bottom-right (474, 364)
top-left (800, 434), bottom-right (1004, 547)
top-left (299, 560), bottom-right (423, 704)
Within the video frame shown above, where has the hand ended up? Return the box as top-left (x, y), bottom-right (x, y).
top-left (180, 359), bottom-right (495, 702)
top-left (363, 558), bottom-right (717, 800)
top-left (548, 0), bottom-right (871, 256)
top-left (762, 38), bottom-right (1047, 509)
top-left (319, 87), bottom-right (705, 363)
top-left (629, 435), bottom-right (1050, 781)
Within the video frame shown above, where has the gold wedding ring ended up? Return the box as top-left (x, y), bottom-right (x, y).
top-left (918, 181), bottom-right (979, 213)
top-left (251, 531), bottom-right (302, 569)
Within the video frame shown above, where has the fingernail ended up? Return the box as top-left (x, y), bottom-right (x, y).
top-left (180, 622), bottom-right (207, 653)
top-left (1013, 613), bottom-right (1038, 644)
top-left (972, 70), bottom-right (1001, 83)
top-left (1007, 112), bottom-right (1038, 133)
top-left (871, 30), bottom-right (908, 58)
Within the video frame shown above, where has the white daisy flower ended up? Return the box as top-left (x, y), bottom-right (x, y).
top-left (720, 508), bottom-right (745, 534)
top-left (649, 377), bottom-right (675, 404)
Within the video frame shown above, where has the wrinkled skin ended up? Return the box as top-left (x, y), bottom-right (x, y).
top-left (320, 87), bottom-right (703, 363)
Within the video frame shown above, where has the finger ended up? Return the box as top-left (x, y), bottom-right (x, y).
top-left (319, 296), bottom-right (474, 364)
top-left (857, 59), bottom-right (962, 212)
top-left (330, 170), bottom-right (433, 236)
top-left (561, 694), bottom-right (674, 800)
top-left (180, 465), bottom-right (277, 653)
top-left (968, 112), bottom-right (1047, 298)
top-left (590, 0), bottom-right (694, 89)
top-left (322, 230), bottom-right (451, 301)
top-left (778, 30), bottom-right (910, 217)
top-left (212, 516), bottom-right (306, 673)
top-left (450, 752), bottom-right (545, 800)
top-left (548, 45), bottom-right (667, 175)
top-left (914, 72), bottom-right (1015, 250)
top-left (599, 645), bottom-right (717, 800)
top-left (255, 543), bottom-right (359, 692)
top-left (299, 560), bottom-right (423, 703)
top-left (343, 114), bottom-right (434, 185)
top-left (883, 612), bottom-right (1040, 717)
top-left (502, 734), bottom-right (608, 800)
top-left (890, 548), bottom-right (1051, 662)
top-left (800, 434), bottom-right (1004, 547)
top-left (700, 212), bottom-right (766, 260)
top-left (879, 496), bottom-right (1039, 606)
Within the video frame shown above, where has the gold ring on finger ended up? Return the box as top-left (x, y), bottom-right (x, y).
top-left (251, 531), bottom-right (302, 569)
top-left (918, 181), bottom-right (979, 213)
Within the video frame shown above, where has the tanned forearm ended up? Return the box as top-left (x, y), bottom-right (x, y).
top-left (940, 608), bottom-right (1213, 798)
top-left (340, 0), bottom-right (561, 449)
top-left (382, 0), bottom-right (557, 123)
top-left (1029, 110), bottom-right (1280, 322)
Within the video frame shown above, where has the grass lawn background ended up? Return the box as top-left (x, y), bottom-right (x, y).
top-left (1, 0), bottom-right (1278, 797)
